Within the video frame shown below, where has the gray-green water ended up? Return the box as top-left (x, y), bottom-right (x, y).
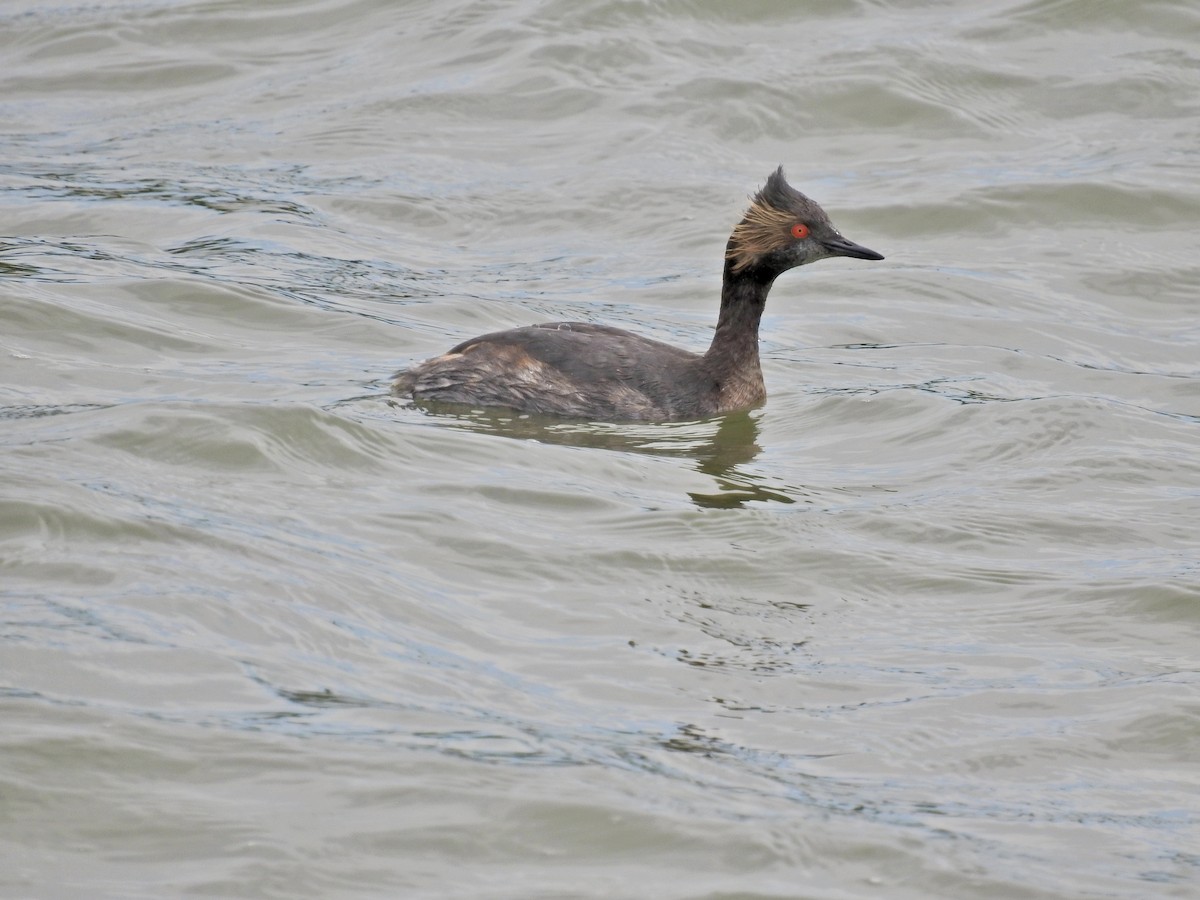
top-left (2, 1), bottom-right (1198, 897)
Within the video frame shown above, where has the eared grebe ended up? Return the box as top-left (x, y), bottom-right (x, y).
top-left (393, 167), bottom-right (883, 421)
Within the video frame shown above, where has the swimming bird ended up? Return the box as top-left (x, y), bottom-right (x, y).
top-left (393, 167), bottom-right (883, 421)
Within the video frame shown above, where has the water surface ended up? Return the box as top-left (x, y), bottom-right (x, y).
top-left (2, 1), bottom-right (1198, 897)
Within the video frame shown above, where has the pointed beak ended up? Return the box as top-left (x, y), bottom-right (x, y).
top-left (822, 234), bottom-right (884, 261)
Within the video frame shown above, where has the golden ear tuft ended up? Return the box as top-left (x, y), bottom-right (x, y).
top-left (726, 199), bottom-right (795, 273)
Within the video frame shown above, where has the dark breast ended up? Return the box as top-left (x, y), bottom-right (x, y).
top-left (393, 322), bottom-right (715, 420)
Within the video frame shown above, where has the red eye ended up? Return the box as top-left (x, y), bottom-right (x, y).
top-left (790, 223), bottom-right (810, 239)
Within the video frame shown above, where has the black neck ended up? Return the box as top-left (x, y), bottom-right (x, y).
top-left (704, 257), bottom-right (776, 368)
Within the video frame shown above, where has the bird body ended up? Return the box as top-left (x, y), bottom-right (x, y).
top-left (393, 168), bottom-right (883, 421)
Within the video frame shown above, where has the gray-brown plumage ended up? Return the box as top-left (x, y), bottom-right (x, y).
top-left (393, 167), bottom-right (883, 421)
